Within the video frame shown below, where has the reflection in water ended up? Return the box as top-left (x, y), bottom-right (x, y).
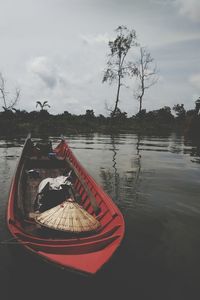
top-left (184, 137), bottom-right (200, 164)
top-left (135, 134), bottom-right (142, 185)
top-left (1, 134), bottom-right (200, 299)
top-left (100, 134), bottom-right (142, 208)
top-left (168, 133), bottom-right (184, 154)
top-left (100, 135), bottom-right (120, 201)
top-left (0, 142), bottom-right (13, 201)
top-left (2, 146), bottom-right (9, 176)
top-left (110, 135), bottom-right (120, 201)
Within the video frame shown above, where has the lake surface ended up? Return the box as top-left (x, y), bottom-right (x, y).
top-left (0, 133), bottom-right (200, 300)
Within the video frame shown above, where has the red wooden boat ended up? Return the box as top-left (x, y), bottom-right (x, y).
top-left (7, 134), bottom-right (125, 275)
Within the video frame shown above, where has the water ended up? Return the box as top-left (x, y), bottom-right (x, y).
top-left (0, 133), bottom-right (200, 300)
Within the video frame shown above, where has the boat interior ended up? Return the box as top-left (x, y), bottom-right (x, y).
top-left (16, 155), bottom-right (77, 237)
top-left (24, 157), bottom-right (70, 215)
top-left (12, 137), bottom-right (122, 245)
top-left (16, 155), bottom-right (113, 239)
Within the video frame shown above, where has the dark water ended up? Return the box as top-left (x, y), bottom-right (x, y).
top-left (1, 133), bottom-right (200, 300)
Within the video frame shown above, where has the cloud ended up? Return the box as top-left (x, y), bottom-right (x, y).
top-left (24, 54), bottom-right (105, 114)
top-left (175, 0), bottom-right (200, 22)
top-left (190, 73), bottom-right (200, 90)
top-left (1, 0), bottom-right (200, 116)
top-left (28, 56), bottom-right (58, 88)
top-left (80, 33), bottom-right (110, 45)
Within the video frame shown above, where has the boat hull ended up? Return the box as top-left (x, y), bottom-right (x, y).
top-left (7, 136), bottom-right (125, 275)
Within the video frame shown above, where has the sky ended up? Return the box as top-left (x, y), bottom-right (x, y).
top-left (0, 0), bottom-right (200, 116)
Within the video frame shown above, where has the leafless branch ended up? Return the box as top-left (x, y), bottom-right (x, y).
top-left (104, 100), bottom-right (113, 116)
top-left (134, 47), bottom-right (158, 113)
top-left (0, 73), bottom-right (20, 110)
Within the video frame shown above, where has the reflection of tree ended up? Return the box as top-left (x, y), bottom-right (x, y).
top-left (184, 137), bottom-right (200, 164)
top-left (100, 134), bottom-right (142, 207)
top-left (134, 134), bottom-right (142, 185)
top-left (168, 133), bottom-right (184, 154)
top-left (100, 135), bottom-right (120, 201)
top-left (1, 140), bottom-right (11, 198)
top-left (1, 138), bottom-right (23, 181)
top-left (2, 144), bottom-right (9, 174)
top-left (111, 135), bottom-right (120, 201)
top-left (84, 132), bottom-right (95, 141)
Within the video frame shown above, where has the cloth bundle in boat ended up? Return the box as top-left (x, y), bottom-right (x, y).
top-left (34, 175), bottom-right (72, 212)
top-left (35, 199), bottom-right (101, 233)
top-left (38, 176), bottom-right (72, 193)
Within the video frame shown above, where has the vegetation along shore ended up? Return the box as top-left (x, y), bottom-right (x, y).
top-left (0, 100), bottom-right (199, 137)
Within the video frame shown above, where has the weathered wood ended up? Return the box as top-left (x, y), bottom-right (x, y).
top-left (65, 157), bottom-right (100, 215)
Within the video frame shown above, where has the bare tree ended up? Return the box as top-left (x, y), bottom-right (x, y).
top-left (195, 97), bottom-right (200, 114)
top-left (103, 26), bottom-right (138, 117)
top-left (0, 73), bottom-right (20, 111)
top-left (36, 100), bottom-right (50, 111)
top-left (134, 47), bottom-right (157, 113)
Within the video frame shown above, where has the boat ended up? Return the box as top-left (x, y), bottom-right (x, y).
top-left (7, 134), bottom-right (125, 275)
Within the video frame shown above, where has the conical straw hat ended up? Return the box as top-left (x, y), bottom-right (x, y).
top-left (35, 199), bottom-right (101, 233)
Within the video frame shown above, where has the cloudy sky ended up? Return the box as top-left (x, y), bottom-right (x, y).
top-left (0, 0), bottom-right (200, 115)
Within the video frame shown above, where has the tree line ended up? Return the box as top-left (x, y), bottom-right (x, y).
top-left (0, 101), bottom-right (199, 137)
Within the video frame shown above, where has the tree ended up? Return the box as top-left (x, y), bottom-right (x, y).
top-left (195, 97), bottom-right (200, 114)
top-left (85, 109), bottom-right (95, 119)
top-left (135, 109), bottom-right (146, 119)
top-left (0, 73), bottom-right (20, 111)
top-left (110, 107), bottom-right (127, 119)
top-left (36, 100), bottom-right (50, 111)
top-left (63, 110), bottom-right (72, 116)
top-left (173, 104), bottom-right (186, 120)
top-left (103, 26), bottom-right (138, 117)
top-left (12, 108), bottom-right (28, 118)
top-left (157, 106), bottom-right (174, 122)
top-left (133, 47), bottom-right (157, 113)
